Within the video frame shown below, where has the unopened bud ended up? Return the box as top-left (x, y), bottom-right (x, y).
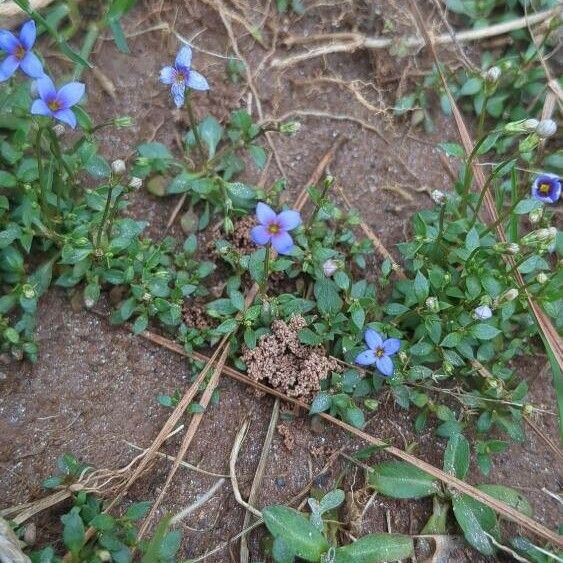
top-left (322, 259), bottom-right (338, 277)
top-left (473, 304), bottom-right (492, 320)
top-left (431, 189), bottom-right (446, 204)
top-left (425, 296), bottom-right (439, 313)
top-left (111, 159), bottom-right (126, 175)
top-left (522, 404), bottom-right (534, 416)
top-left (22, 284), bottom-right (36, 299)
top-left (493, 242), bottom-right (520, 255)
top-left (279, 121), bottom-right (301, 135)
top-left (536, 272), bottom-right (548, 284)
top-left (364, 399), bottom-right (379, 411)
top-left (128, 176), bottom-right (143, 190)
top-left (113, 116), bottom-right (134, 128)
top-left (96, 550), bottom-right (112, 562)
top-left (501, 288), bottom-right (519, 303)
top-left (485, 66), bottom-right (501, 82)
top-left (142, 292), bottom-right (152, 302)
top-left (84, 297), bottom-right (95, 309)
top-left (443, 361), bottom-right (453, 375)
top-left (536, 119), bottom-right (557, 138)
top-left (52, 123), bottom-right (65, 137)
top-left (398, 351), bottom-right (408, 364)
top-left (519, 134), bottom-right (539, 153)
top-left (528, 207), bottom-right (543, 224)
top-left (522, 227), bottom-right (557, 245)
top-left (523, 118), bottom-right (539, 132)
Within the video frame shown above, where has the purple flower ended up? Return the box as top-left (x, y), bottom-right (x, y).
top-left (250, 202), bottom-right (301, 255)
top-left (531, 173), bottom-right (561, 204)
top-left (0, 20), bottom-right (44, 81)
top-left (31, 76), bottom-right (85, 129)
top-left (355, 328), bottom-right (400, 377)
top-left (159, 45), bottom-right (209, 108)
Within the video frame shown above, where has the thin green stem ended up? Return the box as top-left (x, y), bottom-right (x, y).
top-left (96, 185), bottom-right (114, 247)
top-left (185, 95), bottom-right (205, 162)
top-left (260, 245), bottom-right (271, 296)
top-left (46, 128), bottom-right (74, 181)
top-left (105, 192), bottom-right (124, 241)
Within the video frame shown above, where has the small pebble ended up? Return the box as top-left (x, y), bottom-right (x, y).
top-left (275, 477), bottom-right (286, 488)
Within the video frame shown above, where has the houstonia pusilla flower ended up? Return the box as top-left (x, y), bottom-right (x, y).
top-left (31, 76), bottom-right (85, 129)
top-left (355, 328), bottom-right (400, 377)
top-left (250, 202), bottom-right (301, 255)
top-left (159, 45), bottom-right (209, 108)
top-left (531, 173), bottom-right (561, 204)
top-left (474, 305), bottom-right (492, 321)
top-left (0, 20), bottom-right (44, 81)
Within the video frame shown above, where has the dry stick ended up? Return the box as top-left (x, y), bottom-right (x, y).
top-left (138, 329), bottom-right (563, 549)
top-left (270, 7), bottom-right (560, 69)
top-left (524, 416), bottom-right (563, 464)
top-left (240, 398), bottom-right (279, 562)
top-left (407, 0), bottom-right (563, 370)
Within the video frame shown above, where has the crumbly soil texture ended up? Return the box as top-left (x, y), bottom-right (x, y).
top-left (0, 1), bottom-right (560, 561)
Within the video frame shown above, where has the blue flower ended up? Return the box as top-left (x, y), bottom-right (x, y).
top-left (159, 45), bottom-right (209, 108)
top-left (250, 202), bottom-right (301, 255)
top-left (0, 20), bottom-right (44, 81)
top-left (531, 173), bottom-right (561, 204)
top-left (355, 328), bottom-right (400, 377)
top-left (31, 76), bottom-right (85, 128)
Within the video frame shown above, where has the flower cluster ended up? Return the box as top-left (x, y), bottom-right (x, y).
top-left (0, 20), bottom-right (85, 128)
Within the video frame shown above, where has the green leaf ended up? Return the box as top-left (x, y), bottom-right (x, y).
top-left (91, 513), bottom-right (115, 531)
top-left (262, 505), bottom-right (329, 561)
top-left (310, 392), bottom-right (332, 414)
top-left (108, 18), bottom-right (129, 53)
top-left (319, 489), bottom-right (345, 513)
top-left (465, 227), bottom-right (480, 252)
top-left (85, 154), bottom-right (111, 178)
top-left (226, 182), bottom-right (256, 200)
top-left (452, 494), bottom-right (496, 556)
top-left (476, 485), bottom-right (532, 517)
top-left (249, 144), bottom-right (267, 169)
top-left (461, 77), bottom-right (483, 96)
top-left (410, 341), bottom-right (434, 357)
top-left (314, 278), bottom-right (343, 316)
top-left (61, 507), bottom-right (85, 554)
top-left (414, 271), bottom-right (429, 302)
top-left (369, 461), bottom-right (439, 499)
top-left (384, 303), bottom-right (409, 316)
top-left (334, 534), bottom-right (414, 563)
top-left (0, 170), bottom-right (16, 187)
top-left (438, 142), bottom-right (465, 158)
top-left (443, 433), bottom-right (470, 479)
top-left (125, 501), bottom-right (152, 521)
top-left (514, 198), bottom-right (542, 215)
top-left (440, 332), bottom-right (462, 348)
top-left (216, 318), bottom-right (238, 334)
top-left (199, 116), bottom-right (223, 158)
top-left (470, 324), bottom-right (501, 340)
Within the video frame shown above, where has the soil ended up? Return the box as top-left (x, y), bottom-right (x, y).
top-left (1, 1), bottom-right (561, 561)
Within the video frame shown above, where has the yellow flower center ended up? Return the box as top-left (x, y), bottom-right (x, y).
top-left (48, 98), bottom-right (61, 112)
top-left (539, 182), bottom-right (551, 194)
top-left (15, 45), bottom-right (26, 60)
top-left (375, 347), bottom-right (384, 358)
top-left (268, 223), bottom-right (280, 234)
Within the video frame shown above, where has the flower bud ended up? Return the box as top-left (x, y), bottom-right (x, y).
top-left (522, 404), bottom-right (534, 416)
top-left (519, 134), bottom-right (539, 153)
top-left (522, 227), bottom-right (557, 245)
top-left (398, 351), bottom-right (408, 364)
top-left (111, 159), bottom-right (126, 175)
top-left (523, 118), bottom-right (539, 132)
top-left (279, 121), bottom-right (301, 135)
top-left (536, 119), bottom-right (557, 138)
top-left (142, 292), bottom-right (152, 302)
top-left (425, 296), bottom-right (439, 313)
top-left (322, 259), bottom-right (338, 277)
top-left (364, 399), bottom-right (379, 411)
top-left (501, 288), bottom-right (519, 303)
top-left (22, 284), bottom-right (36, 299)
top-left (536, 272), bottom-right (548, 284)
top-left (84, 297), bottom-right (96, 309)
top-left (485, 66), bottom-right (501, 82)
top-left (96, 550), bottom-right (112, 562)
top-left (128, 176), bottom-right (143, 190)
top-left (113, 116), bottom-right (134, 128)
top-left (52, 123), bottom-right (65, 138)
top-left (431, 189), bottom-right (446, 204)
top-left (528, 207), bottom-right (543, 224)
top-left (493, 242), bottom-right (520, 255)
top-left (473, 304), bottom-right (492, 320)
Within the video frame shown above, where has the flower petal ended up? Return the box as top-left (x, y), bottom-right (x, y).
top-left (383, 338), bottom-right (401, 355)
top-left (375, 355), bottom-right (394, 377)
top-left (277, 209), bottom-right (301, 231)
top-left (171, 81), bottom-right (185, 108)
top-left (364, 328), bottom-right (383, 350)
top-left (19, 51), bottom-right (44, 78)
top-left (19, 20), bottom-right (36, 50)
top-left (0, 30), bottom-right (19, 53)
top-left (53, 108), bottom-right (76, 128)
top-left (30, 98), bottom-right (51, 117)
top-left (159, 65), bottom-right (175, 84)
top-left (256, 202), bottom-right (276, 225)
top-left (250, 225), bottom-right (271, 246)
top-left (57, 81), bottom-right (85, 108)
top-left (0, 55), bottom-right (19, 81)
top-left (355, 349), bottom-right (376, 366)
top-left (186, 69), bottom-right (209, 91)
top-left (271, 231), bottom-right (294, 254)
top-left (37, 76), bottom-right (56, 100)
top-left (175, 45), bottom-right (192, 69)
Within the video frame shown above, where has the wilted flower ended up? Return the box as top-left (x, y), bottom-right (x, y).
top-left (523, 118), bottom-right (539, 132)
top-left (159, 45), bottom-right (209, 108)
top-left (250, 202), bottom-right (301, 255)
top-left (425, 296), bottom-right (439, 313)
top-left (31, 76), bottom-right (85, 128)
top-left (522, 226), bottom-right (557, 245)
top-left (531, 173), bottom-right (561, 204)
top-left (0, 20), bottom-right (44, 81)
top-left (485, 66), bottom-right (501, 82)
top-left (52, 123), bottom-right (65, 138)
top-left (431, 189), bottom-right (446, 204)
top-left (536, 272), bottom-right (548, 284)
top-left (536, 119), bottom-right (557, 138)
top-left (528, 207), bottom-right (543, 224)
top-left (499, 288), bottom-right (518, 303)
top-left (322, 259), bottom-right (338, 277)
top-left (473, 305), bottom-right (492, 320)
top-left (493, 242), bottom-right (520, 255)
top-left (129, 177), bottom-right (143, 190)
top-left (111, 159), bottom-right (126, 175)
top-left (355, 328), bottom-right (400, 377)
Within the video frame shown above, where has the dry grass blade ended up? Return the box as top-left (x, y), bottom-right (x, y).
top-left (138, 328), bottom-right (563, 549)
top-left (407, 0), bottom-right (563, 372)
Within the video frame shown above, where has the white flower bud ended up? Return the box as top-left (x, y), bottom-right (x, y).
top-left (536, 119), bottom-right (557, 138)
top-left (52, 123), bottom-right (65, 138)
top-left (523, 227), bottom-right (557, 245)
top-left (84, 297), bottom-right (95, 309)
top-left (473, 305), bottom-right (492, 320)
top-left (22, 285), bottom-right (36, 299)
top-left (528, 207), bottom-right (543, 224)
top-left (279, 121), bottom-right (301, 135)
top-left (536, 272), bottom-right (548, 284)
top-left (431, 189), bottom-right (446, 204)
top-left (501, 288), bottom-right (519, 303)
top-left (523, 118), bottom-right (539, 132)
top-left (129, 176), bottom-right (143, 190)
top-left (142, 292), bottom-right (152, 302)
top-left (485, 66), bottom-right (501, 82)
top-left (493, 242), bottom-right (520, 255)
top-left (425, 296), bottom-right (439, 313)
top-left (111, 159), bottom-right (126, 175)
top-left (322, 259), bottom-right (338, 277)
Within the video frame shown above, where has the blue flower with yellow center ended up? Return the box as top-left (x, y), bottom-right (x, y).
top-left (531, 173), bottom-right (561, 204)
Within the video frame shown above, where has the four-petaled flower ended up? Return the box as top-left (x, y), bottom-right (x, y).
top-left (0, 20), bottom-right (44, 81)
top-left (531, 173), bottom-right (561, 204)
top-left (355, 328), bottom-right (400, 377)
top-left (159, 45), bottom-right (209, 108)
top-left (250, 202), bottom-right (301, 255)
top-left (31, 76), bottom-right (85, 128)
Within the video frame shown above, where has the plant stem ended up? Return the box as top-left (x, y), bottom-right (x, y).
top-left (185, 95), bottom-right (205, 162)
top-left (105, 192), bottom-right (124, 241)
top-left (306, 179), bottom-right (332, 231)
top-left (96, 185), bottom-right (114, 247)
top-left (46, 128), bottom-right (74, 182)
top-left (261, 245), bottom-right (271, 295)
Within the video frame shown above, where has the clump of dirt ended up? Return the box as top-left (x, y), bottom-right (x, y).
top-left (277, 423), bottom-right (295, 451)
top-left (207, 215), bottom-right (256, 255)
top-left (182, 300), bottom-right (215, 330)
top-left (242, 315), bottom-right (341, 402)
